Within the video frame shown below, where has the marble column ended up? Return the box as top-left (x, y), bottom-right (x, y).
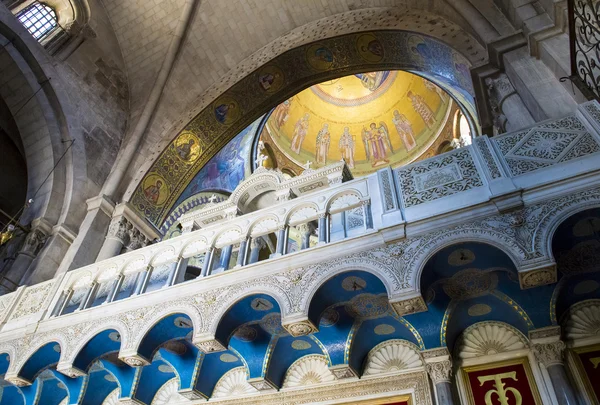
top-left (296, 223), bottom-right (314, 250)
top-left (248, 238), bottom-right (266, 264)
top-left (200, 248), bottom-right (214, 277)
top-left (96, 218), bottom-right (130, 261)
top-left (104, 274), bottom-right (124, 304)
top-left (235, 238), bottom-right (249, 268)
top-left (533, 341), bottom-right (578, 405)
top-left (317, 214), bottom-right (328, 244)
top-left (362, 201), bottom-right (373, 230)
top-left (133, 266), bottom-right (152, 295)
top-left (274, 226), bottom-right (287, 257)
top-left (218, 245), bottom-right (233, 271)
top-left (51, 289), bottom-right (72, 317)
top-left (165, 256), bottom-right (188, 287)
top-left (426, 359), bottom-right (455, 405)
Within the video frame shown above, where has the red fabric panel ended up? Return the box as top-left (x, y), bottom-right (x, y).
top-left (466, 363), bottom-right (538, 405)
top-left (578, 349), bottom-right (600, 402)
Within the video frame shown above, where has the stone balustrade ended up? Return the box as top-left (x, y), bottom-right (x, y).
top-left (1, 101), bottom-right (600, 383)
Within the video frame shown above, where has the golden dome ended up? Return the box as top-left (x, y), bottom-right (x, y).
top-left (261, 70), bottom-right (455, 177)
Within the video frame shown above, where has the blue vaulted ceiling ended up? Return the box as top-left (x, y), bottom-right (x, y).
top-left (1, 209), bottom-right (599, 404)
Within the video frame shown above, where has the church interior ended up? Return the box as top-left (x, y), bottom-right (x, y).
top-left (0, 0), bottom-right (599, 404)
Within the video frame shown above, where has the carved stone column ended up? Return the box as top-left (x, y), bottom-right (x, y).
top-left (3, 226), bottom-right (48, 289)
top-left (485, 73), bottom-right (534, 135)
top-left (317, 213), bottom-right (328, 244)
top-left (235, 238), bottom-right (249, 268)
top-left (532, 340), bottom-right (578, 405)
top-left (200, 247), bottom-right (215, 277)
top-left (424, 348), bottom-right (455, 405)
top-left (217, 244), bottom-right (233, 271)
top-left (273, 225), bottom-right (287, 257)
top-left (96, 217), bottom-right (130, 261)
top-left (96, 202), bottom-right (159, 262)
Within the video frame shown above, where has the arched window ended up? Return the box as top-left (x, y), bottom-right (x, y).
top-left (16, 2), bottom-right (58, 41)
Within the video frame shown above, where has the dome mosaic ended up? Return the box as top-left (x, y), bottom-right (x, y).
top-left (260, 70), bottom-right (459, 178)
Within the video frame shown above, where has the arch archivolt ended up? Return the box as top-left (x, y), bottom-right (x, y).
top-left (286, 203), bottom-right (320, 225)
top-left (62, 321), bottom-right (128, 365)
top-left (326, 190), bottom-right (366, 214)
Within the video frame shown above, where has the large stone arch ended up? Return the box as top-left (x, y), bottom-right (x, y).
top-left (123, 7), bottom-right (487, 228)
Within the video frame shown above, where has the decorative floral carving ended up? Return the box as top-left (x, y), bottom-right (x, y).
top-left (378, 169), bottom-right (396, 211)
top-left (475, 137), bottom-right (502, 179)
top-left (518, 267), bottom-right (556, 289)
top-left (101, 388), bottom-right (120, 405)
top-left (151, 378), bottom-right (186, 404)
top-left (283, 320), bottom-right (318, 337)
top-left (396, 148), bottom-right (483, 208)
top-left (457, 322), bottom-right (528, 359)
top-left (195, 338), bottom-right (227, 354)
top-left (532, 341), bottom-right (566, 367)
top-left (363, 340), bottom-right (423, 375)
top-left (283, 355), bottom-right (335, 387)
top-left (391, 296), bottom-right (427, 317)
top-left (10, 280), bottom-right (55, 321)
top-left (328, 365), bottom-right (357, 379)
top-left (425, 360), bottom-right (452, 384)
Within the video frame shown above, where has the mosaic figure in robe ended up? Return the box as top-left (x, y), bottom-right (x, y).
top-left (144, 180), bottom-right (163, 204)
top-left (272, 99), bottom-right (291, 129)
top-left (363, 122), bottom-right (391, 167)
top-left (392, 110), bottom-right (417, 151)
top-left (408, 90), bottom-right (436, 129)
top-left (339, 127), bottom-right (356, 168)
top-left (291, 113), bottom-right (310, 154)
top-left (423, 78), bottom-right (447, 101)
top-left (315, 123), bottom-right (331, 165)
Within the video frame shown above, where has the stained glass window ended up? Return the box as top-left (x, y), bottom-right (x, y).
top-left (17, 2), bottom-right (58, 41)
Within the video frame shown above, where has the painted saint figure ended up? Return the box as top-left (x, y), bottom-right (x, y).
top-left (272, 99), bottom-right (291, 129)
top-left (144, 180), bottom-right (163, 204)
top-left (215, 102), bottom-right (236, 124)
top-left (291, 113), bottom-right (309, 154)
top-left (315, 123), bottom-right (330, 165)
top-left (338, 127), bottom-right (355, 168)
top-left (392, 110), bottom-right (417, 151)
top-left (407, 90), bottom-right (436, 129)
top-left (176, 139), bottom-right (196, 161)
top-left (423, 78), bottom-right (447, 101)
top-left (362, 122), bottom-right (391, 167)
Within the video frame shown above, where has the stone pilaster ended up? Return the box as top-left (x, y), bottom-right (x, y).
top-left (423, 348), bottom-right (456, 405)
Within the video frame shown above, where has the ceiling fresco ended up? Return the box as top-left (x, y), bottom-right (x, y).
top-left (128, 31), bottom-right (478, 228)
top-left (262, 71), bottom-right (452, 177)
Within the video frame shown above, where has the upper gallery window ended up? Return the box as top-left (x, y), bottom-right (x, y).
top-left (17, 2), bottom-right (58, 41)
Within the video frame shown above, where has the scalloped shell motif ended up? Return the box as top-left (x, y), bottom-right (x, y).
top-left (363, 341), bottom-right (423, 375)
top-left (566, 302), bottom-right (600, 340)
top-left (283, 355), bottom-right (336, 388)
top-left (213, 367), bottom-right (257, 398)
top-left (458, 322), bottom-right (527, 358)
top-left (102, 389), bottom-right (119, 405)
top-left (151, 378), bottom-right (185, 405)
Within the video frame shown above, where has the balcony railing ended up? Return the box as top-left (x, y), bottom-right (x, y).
top-left (1, 101), bottom-right (600, 340)
top-left (568, 0), bottom-right (600, 100)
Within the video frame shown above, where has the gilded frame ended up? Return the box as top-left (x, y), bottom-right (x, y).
top-left (571, 343), bottom-right (600, 405)
top-left (460, 357), bottom-right (543, 405)
top-left (339, 394), bottom-right (412, 405)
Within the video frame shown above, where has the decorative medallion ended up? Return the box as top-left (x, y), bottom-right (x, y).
top-left (257, 65), bottom-right (284, 93)
top-left (443, 269), bottom-right (497, 300)
top-left (141, 173), bottom-right (169, 206)
top-left (173, 131), bottom-right (202, 163)
top-left (355, 33), bottom-right (384, 63)
top-left (213, 96), bottom-right (241, 125)
top-left (108, 332), bottom-right (121, 342)
top-left (251, 298), bottom-right (273, 311)
top-left (104, 374), bottom-right (117, 383)
top-left (374, 324), bottom-right (396, 335)
top-left (158, 364), bottom-right (173, 373)
top-left (341, 276), bottom-right (367, 292)
top-left (259, 313), bottom-right (283, 335)
top-left (234, 325), bottom-right (258, 342)
top-left (283, 355), bottom-right (336, 387)
top-left (291, 340), bottom-right (312, 350)
top-left (447, 248), bottom-right (475, 266)
top-left (220, 353), bottom-right (239, 363)
top-left (320, 308), bottom-right (340, 327)
top-left (306, 44), bottom-right (334, 71)
top-left (53, 344), bottom-right (61, 353)
top-left (346, 294), bottom-right (389, 318)
top-left (574, 280), bottom-right (599, 295)
top-left (163, 341), bottom-right (187, 355)
top-left (174, 317), bottom-right (193, 328)
top-left (468, 304), bottom-right (492, 317)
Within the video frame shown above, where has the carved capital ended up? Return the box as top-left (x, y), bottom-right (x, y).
top-left (126, 228), bottom-right (149, 251)
top-left (519, 266), bottom-right (557, 289)
top-left (295, 223), bottom-right (314, 235)
top-left (248, 377), bottom-right (277, 391)
top-left (250, 237), bottom-right (267, 250)
top-left (107, 217), bottom-right (131, 245)
top-left (178, 389), bottom-right (207, 400)
top-left (533, 341), bottom-right (566, 367)
top-left (120, 354), bottom-right (150, 367)
top-left (329, 364), bottom-right (358, 379)
top-left (282, 320), bottom-right (318, 337)
top-left (5, 375), bottom-right (31, 387)
top-left (194, 338), bottom-right (227, 354)
top-left (56, 363), bottom-right (86, 378)
top-left (390, 296), bottom-right (428, 317)
top-left (20, 228), bottom-right (47, 256)
top-left (426, 360), bottom-right (452, 384)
